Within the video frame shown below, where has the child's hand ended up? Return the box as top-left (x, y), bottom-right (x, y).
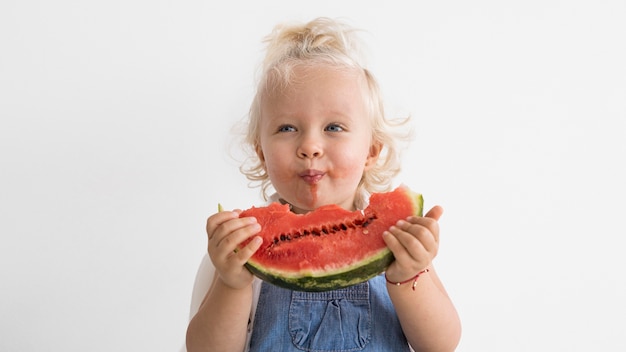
top-left (382, 206), bottom-right (443, 283)
top-left (206, 209), bottom-right (263, 290)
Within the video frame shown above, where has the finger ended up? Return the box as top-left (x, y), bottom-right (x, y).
top-left (208, 213), bottom-right (256, 243)
top-left (391, 218), bottom-right (440, 260)
top-left (213, 220), bottom-right (260, 251)
top-left (388, 223), bottom-right (432, 259)
top-left (233, 235), bottom-right (263, 264)
top-left (405, 216), bottom-right (440, 244)
top-left (206, 211), bottom-right (241, 239)
top-left (382, 229), bottom-right (410, 259)
top-left (383, 229), bottom-right (431, 276)
top-left (424, 205), bottom-right (443, 221)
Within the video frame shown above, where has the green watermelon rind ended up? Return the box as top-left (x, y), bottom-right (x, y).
top-left (245, 247), bottom-right (395, 292)
top-left (409, 190), bottom-right (424, 218)
top-left (244, 186), bottom-right (424, 292)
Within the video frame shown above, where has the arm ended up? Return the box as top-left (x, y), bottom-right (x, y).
top-left (186, 276), bottom-right (253, 352)
top-left (186, 210), bottom-right (262, 352)
top-left (383, 206), bottom-right (462, 352)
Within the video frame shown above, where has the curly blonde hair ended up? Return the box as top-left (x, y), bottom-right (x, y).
top-left (239, 17), bottom-right (411, 206)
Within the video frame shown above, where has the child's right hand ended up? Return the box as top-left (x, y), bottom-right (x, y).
top-left (206, 209), bottom-right (263, 290)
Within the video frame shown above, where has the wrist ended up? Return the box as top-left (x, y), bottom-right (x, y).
top-left (385, 268), bottom-right (430, 291)
top-left (216, 274), bottom-right (255, 292)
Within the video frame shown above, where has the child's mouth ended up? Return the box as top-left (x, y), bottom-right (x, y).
top-left (299, 170), bottom-right (325, 184)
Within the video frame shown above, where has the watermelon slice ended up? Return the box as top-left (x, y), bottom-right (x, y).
top-left (237, 185), bottom-right (423, 291)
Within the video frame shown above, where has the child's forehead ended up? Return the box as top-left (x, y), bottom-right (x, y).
top-left (291, 64), bottom-right (364, 83)
top-left (255, 63), bottom-right (374, 127)
top-left (262, 79), bottom-right (368, 118)
top-left (262, 65), bottom-right (368, 102)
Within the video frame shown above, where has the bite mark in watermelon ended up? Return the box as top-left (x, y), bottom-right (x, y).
top-left (237, 185), bottom-right (423, 292)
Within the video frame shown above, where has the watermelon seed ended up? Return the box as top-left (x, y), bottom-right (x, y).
top-left (271, 215), bottom-right (380, 245)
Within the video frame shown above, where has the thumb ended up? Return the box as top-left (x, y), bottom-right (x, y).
top-left (424, 205), bottom-right (444, 221)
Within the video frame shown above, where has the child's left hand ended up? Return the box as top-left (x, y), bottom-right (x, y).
top-left (382, 206), bottom-right (443, 283)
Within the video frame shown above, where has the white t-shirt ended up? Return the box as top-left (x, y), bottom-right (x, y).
top-left (185, 253), bottom-right (262, 352)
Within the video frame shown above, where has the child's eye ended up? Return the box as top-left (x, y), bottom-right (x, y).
top-left (325, 124), bottom-right (344, 132)
top-left (277, 125), bottom-right (296, 133)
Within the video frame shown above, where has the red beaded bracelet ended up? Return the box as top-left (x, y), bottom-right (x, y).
top-left (385, 269), bottom-right (430, 291)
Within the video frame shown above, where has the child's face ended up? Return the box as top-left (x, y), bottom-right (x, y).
top-left (257, 65), bottom-right (380, 213)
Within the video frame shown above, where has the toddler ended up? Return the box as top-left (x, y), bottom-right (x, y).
top-left (186, 17), bottom-right (461, 352)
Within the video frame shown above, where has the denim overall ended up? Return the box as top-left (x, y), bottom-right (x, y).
top-left (248, 274), bottom-right (410, 351)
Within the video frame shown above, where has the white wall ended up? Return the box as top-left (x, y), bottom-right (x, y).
top-left (1, 1), bottom-right (624, 351)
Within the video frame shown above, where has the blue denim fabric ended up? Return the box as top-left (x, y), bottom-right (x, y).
top-left (248, 274), bottom-right (410, 352)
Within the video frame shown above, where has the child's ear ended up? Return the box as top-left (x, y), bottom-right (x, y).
top-left (255, 143), bottom-right (265, 164)
top-left (364, 141), bottom-right (382, 170)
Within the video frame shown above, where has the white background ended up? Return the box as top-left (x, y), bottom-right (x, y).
top-left (1, 1), bottom-right (625, 351)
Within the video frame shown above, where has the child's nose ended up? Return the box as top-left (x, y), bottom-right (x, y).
top-left (299, 149), bottom-right (321, 158)
top-left (297, 136), bottom-right (323, 158)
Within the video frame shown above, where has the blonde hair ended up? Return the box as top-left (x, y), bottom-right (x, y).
top-left (240, 17), bottom-right (411, 206)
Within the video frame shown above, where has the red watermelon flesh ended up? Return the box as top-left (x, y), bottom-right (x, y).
top-left (237, 185), bottom-right (423, 291)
